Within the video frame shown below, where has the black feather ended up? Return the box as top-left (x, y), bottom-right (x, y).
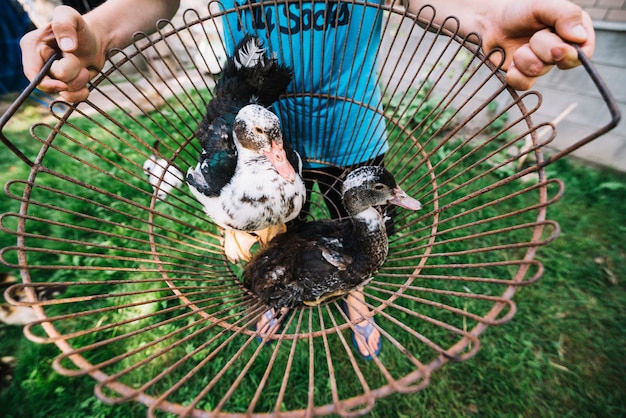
top-left (188, 117), bottom-right (237, 196)
top-left (217, 34), bottom-right (293, 108)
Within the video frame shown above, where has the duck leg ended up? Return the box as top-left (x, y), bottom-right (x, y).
top-left (223, 224), bottom-right (288, 263)
top-left (303, 289), bottom-right (349, 306)
top-left (223, 229), bottom-right (259, 263)
top-left (254, 223), bottom-right (287, 247)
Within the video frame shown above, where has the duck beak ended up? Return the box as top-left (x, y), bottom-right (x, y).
top-left (390, 187), bottom-right (422, 210)
top-left (265, 141), bottom-right (297, 183)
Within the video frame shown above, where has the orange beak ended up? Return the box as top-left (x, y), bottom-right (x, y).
top-left (264, 141), bottom-right (297, 183)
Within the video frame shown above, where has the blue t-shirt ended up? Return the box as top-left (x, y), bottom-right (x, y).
top-left (220, 0), bottom-right (389, 168)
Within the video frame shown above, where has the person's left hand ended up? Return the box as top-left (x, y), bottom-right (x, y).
top-left (481, 0), bottom-right (595, 90)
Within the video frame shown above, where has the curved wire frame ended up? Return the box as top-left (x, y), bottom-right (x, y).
top-left (0, 1), bottom-right (617, 417)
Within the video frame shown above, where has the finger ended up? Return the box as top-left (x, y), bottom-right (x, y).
top-left (65, 67), bottom-right (92, 93)
top-left (546, 43), bottom-right (580, 70)
top-left (510, 43), bottom-right (554, 78)
top-left (47, 56), bottom-right (92, 102)
top-left (49, 54), bottom-right (84, 85)
top-left (59, 87), bottom-right (91, 103)
top-left (35, 76), bottom-right (69, 94)
top-left (505, 62), bottom-right (538, 91)
top-left (528, 22), bottom-right (594, 70)
top-left (49, 6), bottom-right (84, 53)
top-left (36, 75), bottom-right (90, 102)
top-left (527, 29), bottom-right (562, 63)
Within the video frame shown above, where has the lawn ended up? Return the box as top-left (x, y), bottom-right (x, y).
top-left (1, 85), bottom-right (625, 418)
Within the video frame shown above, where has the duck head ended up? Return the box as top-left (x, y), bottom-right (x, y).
top-left (233, 104), bottom-right (297, 183)
top-left (342, 166), bottom-right (422, 215)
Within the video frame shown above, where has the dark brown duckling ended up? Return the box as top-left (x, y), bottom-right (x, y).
top-left (242, 166), bottom-right (422, 308)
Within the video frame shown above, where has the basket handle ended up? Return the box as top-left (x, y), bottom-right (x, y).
top-left (0, 52), bottom-right (60, 167)
top-left (529, 44), bottom-right (621, 170)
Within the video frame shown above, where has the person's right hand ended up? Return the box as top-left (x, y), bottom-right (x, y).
top-left (20, 6), bottom-right (106, 102)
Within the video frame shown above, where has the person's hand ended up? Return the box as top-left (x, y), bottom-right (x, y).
top-left (481, 0), bottom-right (595, 90)
top-left (20, 5), bottom-right (106, 102)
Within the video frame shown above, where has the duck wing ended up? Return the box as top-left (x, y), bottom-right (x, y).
top-left (318, 237), bottom-right (353, 270)
top-left (187, 115), bottom-right (237, 197)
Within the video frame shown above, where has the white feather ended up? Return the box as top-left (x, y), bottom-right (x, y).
top-left (234, 38), bottom-right (265, 69)
top-left (354, 207), bottom-right (384, 232)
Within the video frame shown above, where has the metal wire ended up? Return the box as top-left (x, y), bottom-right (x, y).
top-left (0, 1), bottom-right (619, 417)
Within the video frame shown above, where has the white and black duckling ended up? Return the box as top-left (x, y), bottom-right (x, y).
top-left (143, 140), bottom-right (184, 200)
top-left (186, 34), bottom-right (305, 262)
top-left (0, 304), bottom-right (38, 326)
top-left (242, 166), bottom-right (422, 308)
top-left (0, 273), bottom-right (66, 326)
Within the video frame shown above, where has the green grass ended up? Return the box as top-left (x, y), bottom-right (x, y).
top-left (1, 93), bottom-right (625, 418)
top-left (380, 157), bottom-right (626, 418)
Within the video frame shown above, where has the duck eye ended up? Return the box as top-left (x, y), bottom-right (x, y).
top-left (373, 183), bottom-right (386, 191)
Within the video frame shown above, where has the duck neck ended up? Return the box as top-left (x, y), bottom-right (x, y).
top-left (351, 207), bottom-right (389, 266)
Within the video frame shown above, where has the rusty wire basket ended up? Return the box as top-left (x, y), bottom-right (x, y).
top-left (0, 1), bottom-right (620, 417)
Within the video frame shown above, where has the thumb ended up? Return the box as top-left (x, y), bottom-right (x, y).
top-left (49, 5), bottom-right (84, 52)
top-left (533, 0), bottom-right (589, 43)
top-left (529, 0), bottom-right (594, 62)
top-left (555, 21), bottom-right (588, 45)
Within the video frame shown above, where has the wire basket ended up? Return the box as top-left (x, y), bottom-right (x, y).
top-left (0, 1), bottom-right (619, 416)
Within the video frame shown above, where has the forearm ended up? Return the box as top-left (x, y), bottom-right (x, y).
top-left (405, 0), bottom-right (496, 37)
top-left (84, 0), bottom-right (181, 52)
